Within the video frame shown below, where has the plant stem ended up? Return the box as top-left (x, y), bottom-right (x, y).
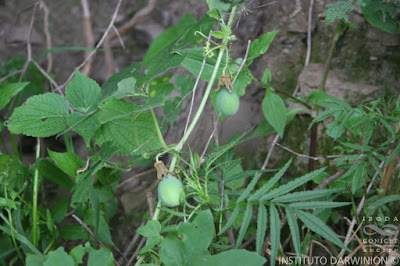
top-left (168, 6), bottom-right (237, 173)
top-left (150, 108), bottom-right (169, 150)
top-left (32, 138), bottom-right (41, 247)
top-left (10, 133), bottom-right (18, 157)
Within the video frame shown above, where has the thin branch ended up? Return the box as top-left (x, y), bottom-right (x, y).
top-left (81, 0), bottom-right (95, 76)
top-left (0, 70), bottom-right (23, 84)
top-left (146, 192), bottom-right (155, 219)
top-left (273, 142), bottom-right (346, 161)
top-left (314, 169), bottom-right (348, 190)
top-left (59, 0), bottom-right (123, 90)
top-left (337, 160), bottom-right (385, 259)
top-left (122, 223), bottom-right (144, 263)
top-left (232, 40), bottom-right (251, 85)
top-left (72, 214), bottom-right (121, 266)
top-left (39, 0), bottom-right (53, 73)
top-left (104, 0), bottom-right (157, 77)
top-left (305, 0), bottom-right (314, 67)
top-left (126, 236), bottom-right (146, 266)
top-left (184, 32), bottom-right (212, 135)
top-left (198, 113), bottom-right (221, 166)
top-left (19, 3), bottom-right (38, 82)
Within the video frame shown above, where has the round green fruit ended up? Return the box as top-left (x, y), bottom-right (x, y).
top-left (158, 175), bottom-right (184, 207)
top-left (216, 88), bottom-right (240, 116)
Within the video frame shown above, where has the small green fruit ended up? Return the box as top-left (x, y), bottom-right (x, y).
top-left (158, 175), bottom-right (184, 207)
top-left (216, 88), bottom-right (240, 116)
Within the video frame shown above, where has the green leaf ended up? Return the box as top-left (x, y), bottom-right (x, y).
top-left (7, 93), bottom-right (69, 137)
top-left (236, 202), bottom-right (253, 247)
top-left (262, 88), bottom-right (287, 138)
top-left (294, 209), bottom-right (349, 251)
top-left (218, 204), bottom-right (240, 235)
top-left (160, 235), bottom-right (185, 266)
top-left (237, 172), bottom-right (259, 203)
top-left (114, 77), bottom-right (138, 99)
top-left (193, 249), bottom-right (266, 266)
top-left (269, 204), bottom-right (280, 266)
top-left (48, 150), bottom-right (84, 178)
top-left (94, 98), bottom-right (163, 156)
top-left (233, 67), bottom-right (252, 96)
top-left (69, 243), bottom-right (90, 265)
top-left (44, 247), bottom-right (74, 266)
top-left (180, 48), bottom-right (225, 82)
top-left (137, 220), bottom-right (162, 238)
top-left (367, 155), bottom-right (383, 178)
top-left (289, 201), bottom-right (350, 209)
top-left (67, 111), bottom-right (102, 147)
top-left (0, 155), bottom-right (17, 184)
top-left (66, 70), bottom-right (101, 113)
top-left (0, 82), bottom-right (29, 110)
top-left (178, 210), bottom-right (215, 259)
top-left (71, 175), bottom-right (93, 205)
top-left (323, 0), bottom-right (355, 24)
top-left (262, 68), bottom-right (272, 85)
top-left (0, 197), bottom-right (17, 209)
top-left (59, 225), bottom-right (88, 240)
top-left (368, 194), bottom-right (400, 210)
top-left (254, 108), bottom-right (302, 137)
top-left (37, 159), bottom-right (74, 190)
top-left (206, 0), bottom-right (231, 19)
top-left (260, 168), bottom-right (326, 202)
top-left (247, 31), bottom-right (278, 65)
top-left (272, 188), bottom-right (345, 203)
top-left (249, 159), bottom-right (292, 201)
top-left (361, 4), bottom-right (399, 34)
top-left (88, 248), bottom-right (114, 266)
top-left (256, 204), bottom-right (267, 255)
top-left (285, 207), bottom-right (301, 257)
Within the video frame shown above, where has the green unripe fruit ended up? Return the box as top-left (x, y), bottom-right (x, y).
top-left (216, 88), bottom-right (240, 116)
top-left (158, 175), bottom-right (184, 207)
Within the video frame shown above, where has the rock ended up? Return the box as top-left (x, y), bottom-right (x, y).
top-left (298, 63), bottom-right (380, 104)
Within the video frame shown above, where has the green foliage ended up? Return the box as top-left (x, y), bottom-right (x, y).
top-left (7, 93), bottom-right (69, 137)
top-left (360, 0), bottom-right (400, 33)
top-left (262, 88), bottom-right (287, 138)
top-left (323, 0), bottom-right (355, 25)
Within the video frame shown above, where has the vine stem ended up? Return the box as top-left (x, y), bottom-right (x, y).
top-left (150, 108), bottom-right (169, 150)
top-left (149, 4), bottom-right (238, 238)
top-left (32, 138), bottom-right (41, 247)
top-left (169, 6), bottom-right (237, 173)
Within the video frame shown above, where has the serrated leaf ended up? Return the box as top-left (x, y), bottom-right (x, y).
top-left (68, 111), bottom-right (102, 147)
top-left (48, 149), bottom-right (84, 178)
top-left (66, 69), bottom-right (101, 113)
top-left (272, 188), bottom-right (345, 203)
top-left (94, 98), bottom-right (163, 156)
top-left (368, 194), bottom-right (400, 210)
top-left (249, 159), bottom-right (292, 201)
top-left (0, 82), bottom-right (29, 110)
top-left (87, 247), bottom-right (114, 266)
top-left (237, 172), bottom-right (259, 203)
top-left (323, 0), bottom-right (355, 24)
top-left (294, 209), bottom-right (349, 251)
top-left (247, 31), bottom-right (278, 65)
top-left (289, 201), bottom-right (350, 209)
top-left (7, 93), bottom-right (69, 137)
top-left (256, 204), bottom-right (267, 255)
top-left (269, 204), bottom-right (280, 266)
top-left (71, 175), bottom-right (93, 205)
top-left (44, 247), bottom-right (74, 266)
top-left (285, 208), bottom-right (301, 257)
top-left (206, 0), bottom-right (231, 18)
top-left (262, 88), bottom-right (286, 138)
top-left (218, 204), bottom-right (240, 235)
top-left (236, 202), bottom-right (253, 248)
top-left (260, 168), bottom-right (326, 202)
